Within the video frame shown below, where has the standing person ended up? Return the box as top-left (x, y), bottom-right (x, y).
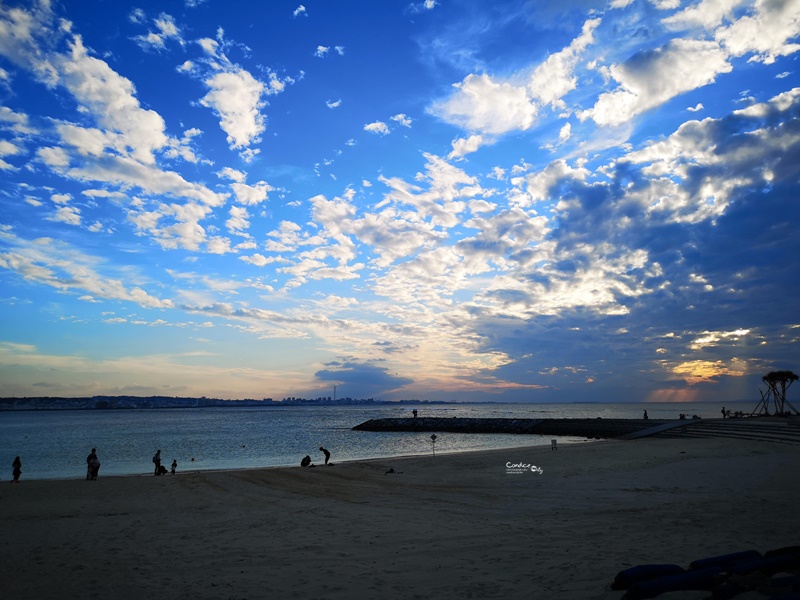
top-left (171, 459), bottom-right (177, 475)
top-left (11, 456), bottom-right (21, 483)
top-left (153, 449), bottom-right (162, 475)
top-left (86, 448), bottom-right (98, 480)
top-left (643, 410), bottom-right (648, 420)
top-left (89, 451), bottom-right (101, 480)
top-left (319, 446), bottom-right (331, 465)
top-left (721, 406), bottom-right (726, 419)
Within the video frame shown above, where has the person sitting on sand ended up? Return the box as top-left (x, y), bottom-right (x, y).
top-left (319, 446), bottom-right (331, 465)
top-left (301, 455), bottom-right (312, 467)
top-left (12, 456), bottom-right (21, 483)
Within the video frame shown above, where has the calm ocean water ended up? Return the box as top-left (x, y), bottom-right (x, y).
top-left (1, 401), bottom-right (752, 480)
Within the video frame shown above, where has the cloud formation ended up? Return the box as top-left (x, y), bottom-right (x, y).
top-left (0, 0), bottom-right (798, 403)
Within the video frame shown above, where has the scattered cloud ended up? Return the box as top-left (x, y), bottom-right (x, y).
top-left (364, 121), bottom-right (390, 135)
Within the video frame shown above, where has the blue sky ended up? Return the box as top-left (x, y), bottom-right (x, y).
top-left (1, 0), bottom-right (799, 403)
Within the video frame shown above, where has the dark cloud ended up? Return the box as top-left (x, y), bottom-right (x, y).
top-left (314, 361), bottom-right (414, 398)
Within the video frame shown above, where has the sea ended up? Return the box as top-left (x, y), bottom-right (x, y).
top-left (1, 401), bottom-right (755, 480)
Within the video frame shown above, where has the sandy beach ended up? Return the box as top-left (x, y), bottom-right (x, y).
top-left (2, 436), bottom-right (799, 600)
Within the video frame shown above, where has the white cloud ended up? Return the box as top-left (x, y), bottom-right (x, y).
top-left (314, 45), bottom-right (329, 57)
top-left (36, 146), bottom-right (70, 167)
top-left (0, 139), bottom-right (21, 169)
top-left (240, 253), bottom-right (273, 266)
top-left (217, 167), bottom-right (246, 182)
top-left (0, 232), bottom-right (174, 308)
top-left (558, 122), bottom-right (572, 143)
top-left (132, 12), bottom-right (183, 51)
top-left (409, 0), bottom-right (438, 13)
top-left (48, 205), bottom-right (82, 226)
top-left (198, 37), bottom-right (218, 56)
top-left (688, 103), bottom-right (704, 112)
top-left (516, 159), bottom-right (589, 207)
top-left (200, 68), bottom-right (266, 149)
top-left (487, 166), bottom-right (505, 180)
top-left (0, 106), bottom-right (35, 134)
top-left (448, 134), bottom-right (483, 159)
top-left (582, 39), bottom-right (731, 126)
top-left (431, 17), bottom-right (599, 139)
top-left (364, 121), bottom-right (390, 135)
top-left (432, 73), bottom-right (536, 136)
top-left (663, 0), bottom-right (742, 30)
top-left (326, 99), bottom-right (342, 109)
top-left (529, 18), bottom-right (600, 110)
top-left (715, 0), bottom-right (800, 64)
top-left (226, 206), bottom-right (250, 236)
top-left (239, 147), bottom-right (261, 163)
top-left (129, 8), bottom-right (146, 24)
top-left (231, 181), bottom-right (274, 205)
top-left (183, 30), bottom-right (292, 153)
top-left (41, 36), bottom-right (170, 165)
top-left (391, 113), bottom-right (412, 127)
top-left (293, 5), bottom-right (307, 18)
top-left (62, 152), bottom-right (227, 208)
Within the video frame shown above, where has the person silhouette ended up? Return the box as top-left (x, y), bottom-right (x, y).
top-left (12, 456), bottom-right (21, 483)
top-left (84, 448), bottom-right (100, 480)
top-left (319, 446), bottom-right (331, 465)
top-left (86, 448), bottom-right (98, 480)
top-left (153, 449), bottom-right (162, 476)
top-left (643, 410), bottom-right (648, 420)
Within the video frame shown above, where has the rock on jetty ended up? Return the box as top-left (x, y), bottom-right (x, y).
top-left (352, 417), bottom-right (667, 439)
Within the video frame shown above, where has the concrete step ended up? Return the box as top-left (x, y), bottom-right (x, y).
top-left (655, 420), bottom-right (800, 445)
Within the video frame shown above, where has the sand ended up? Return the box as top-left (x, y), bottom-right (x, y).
top-left (1, 436), bottom-right (799, 600)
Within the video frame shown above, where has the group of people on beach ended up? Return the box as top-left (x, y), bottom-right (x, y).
top-left (8, 450), bottom-right (100, 483)
top-left (152, 449), bottom-right (178, 476)
top-left (11, 444), bottom-right (329, 481)
top-left (301, 446), bottom-right (332, 467)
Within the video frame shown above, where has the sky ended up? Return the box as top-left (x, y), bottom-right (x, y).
top-left (0, 0), bottom-right (799, 404)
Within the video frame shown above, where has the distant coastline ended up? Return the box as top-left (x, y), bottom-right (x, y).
top-left (0, 395), bottom-right (452, 411)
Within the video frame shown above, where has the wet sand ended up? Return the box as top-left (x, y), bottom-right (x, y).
top-left (1, 437), bottom-right (798, 599)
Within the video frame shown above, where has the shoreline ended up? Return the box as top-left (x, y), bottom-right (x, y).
top-left (3, 436), bottom-right (799, 599)
top-left (4, 436), bottom-right (599, 483)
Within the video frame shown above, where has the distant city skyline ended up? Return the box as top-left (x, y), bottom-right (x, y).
top-left (1, 0), bottom-right (799, 403)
